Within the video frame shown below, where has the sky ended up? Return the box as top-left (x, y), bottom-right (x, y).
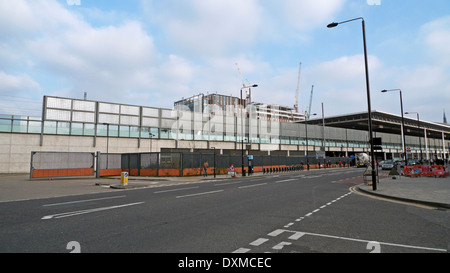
top-left (1, 0), bottom-right (449, 124)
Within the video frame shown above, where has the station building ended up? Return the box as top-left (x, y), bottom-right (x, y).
top-left (0, 95), bottom-right (449, 174)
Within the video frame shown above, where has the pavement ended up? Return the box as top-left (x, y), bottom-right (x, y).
top-left (0, 168), bottom-right (449, 209)
top-left (358, 174), bottom-right (450, 209)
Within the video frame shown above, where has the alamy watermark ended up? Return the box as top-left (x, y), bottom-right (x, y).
top-left (67, 0), bottom-right (81, 6)
top-left (367, 0), bottom-right (381, 5)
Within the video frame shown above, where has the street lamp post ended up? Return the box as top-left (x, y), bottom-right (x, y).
top-left (405, 112), bottom-right (422, 161)
top-left (211, 147), bottom-right (216, 178)
top-left (240, 84), bottom-right (258, 176)
top-left (328, 17), bottom-right (378, 190)
top-left (381, 89), bottom-right (407, 164)
top-left (102, 123), bottom-right (110, 170)
top-left (305, 112), bottom-right (317, 171)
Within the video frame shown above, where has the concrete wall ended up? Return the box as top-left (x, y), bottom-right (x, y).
top-left (0, 132), bottom-right (433, 174)
top-left (0, 133), bottom-right (173, 173)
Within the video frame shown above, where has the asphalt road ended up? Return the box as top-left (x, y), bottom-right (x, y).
top-left (0, 168), bottom-right (448, 253)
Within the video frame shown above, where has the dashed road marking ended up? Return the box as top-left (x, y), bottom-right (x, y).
top-left (233, 191), bottom-right (354, 253)
top-left (272, 242), bottom-right (291, 250)
top-left (43, 195), bottom-right (127, 207)
top-left (250, 238), bottom-right (269, 246)
top-left (239, 228), bottom-right (447, 253)
top-left (41, 202), bottom-right (144, 220)
top-left (176, 190), bottom-right (224, 198)
top-left (238, 183), bottom-right (267, 189)
top-left (276, 179), bottom-right (296, 183)
top-left (289, 232), bottom-right (305, 240)
top-left (268, 229), bottom-right (285, 237)
top-left (232, 248), bottom-right (250, 253)
top-left (154, 186), bottom-right (199, 194)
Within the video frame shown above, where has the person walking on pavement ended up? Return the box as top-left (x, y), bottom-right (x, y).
top-left (203, 161), bottom-right (209, 177)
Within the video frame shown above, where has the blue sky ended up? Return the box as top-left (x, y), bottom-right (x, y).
top-left (1, 0), bottom-right (449, 123)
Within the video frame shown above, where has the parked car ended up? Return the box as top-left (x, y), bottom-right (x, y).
top-left (381, 160), bottom-right (394, 170)
top-left (395, 160), bottom-right (405, 167)
top-left (408, 159), bottom-right (419, 165)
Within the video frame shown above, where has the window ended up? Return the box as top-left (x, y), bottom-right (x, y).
top-left (12, 119), bottom-right (27, 133)
top-left (44, 121), bottom-right (57, 134)
top-left (84, 124), bottom-right (95, 136)
top-left (57, 122), bottom-right (70, 135)
top-left (71, 123), bottom-right (84, 135)
top-left (28, 121), bottom-right (42, 133)
top-left (119, 125), bottom-right (130, 137)
top-left (0, 118), bottom-right (11, 132)
top-left (160, 128), bottom-right (170, 139)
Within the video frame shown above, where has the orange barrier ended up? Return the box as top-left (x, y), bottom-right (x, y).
top-left (140, 169), bottom-right (158, 176)
top-left (403, 165), bottom-right (449, 177)
top-left (99, 169), bottom-right (123, 176)
top-left (98, 164), bottom-right (352, 178)
top-left (32, 168), bottom-right (94, 178)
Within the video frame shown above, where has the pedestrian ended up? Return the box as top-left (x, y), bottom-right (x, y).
top-left (203, 161), bottom-right (209, 177)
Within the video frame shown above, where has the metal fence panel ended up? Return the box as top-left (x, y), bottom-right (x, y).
top-left (30, 151), bottom-right (94, 179)
top-left (100, 153), bottom-right (121, 170)
top-left (140, 153), bottom-right (159, 169)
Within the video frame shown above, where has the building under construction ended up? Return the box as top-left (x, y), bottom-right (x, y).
top-left (174, 93), bottom-right (305, 123)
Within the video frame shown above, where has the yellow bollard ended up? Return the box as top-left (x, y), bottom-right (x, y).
top-left (121, 172), bottom-right (128, 186)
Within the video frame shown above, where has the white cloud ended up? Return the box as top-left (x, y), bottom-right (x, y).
top-left (141, 0), bottom-right (346, 57)
top-left (0, 72), bottom-right (43, 115)
top-left (295, 55), bottom-right (382, 114)
top-left (142, 0), bottom-right (264, 58)
top-left (382, 16), bottom-right (450, 122)
top-left (312, 55), bottom-right (381, 83)
top-left (137, 0), bottom-right (347, 108)
top-left (0, 0), bottom-right (165, 105)
top-left (0, 0), bottom-right (41, 36)
top-left (0, 72), bottom-right (41, 93)
top-left (420, 16), bottom-right (450, 66)
top-left (25, 20), bottom-right (160, 102)
top-left (280, 0), bottom-right (346, 30)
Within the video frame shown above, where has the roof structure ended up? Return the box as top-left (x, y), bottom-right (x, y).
top-left (301, 110), bottom-right (450, 140)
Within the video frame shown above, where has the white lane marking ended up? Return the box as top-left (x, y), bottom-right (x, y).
top-left (41, 202), bottom-right (144, 220)
top-left (304, 175), bottom-right (323, 178)
top-left (176, 190), bottom-right (224, 199)
top-left (43, 195), bottom-right (127, 207)
top-left (285, 230), bottom-right (447, 253)
top-left (289, 232), bottom-right (305, 240)
top-left (275, 179), bottom-right (295, 183)
top-left (214, 181), bottom-right (246, 186)
top-left (250, 238), bottom-right (269, 246)
top-left (154, 186), bottom-right (199, 194)
top-left (238, 183), bottom-right (267, 189)
top-left (232, 248), bottom-right (250, 253)
top-left (273, 242), bottom-right (291, 250)
top-left (268, 229), bottom-right (285, 237)
top-left (234, 192), bottom-right (356, 253)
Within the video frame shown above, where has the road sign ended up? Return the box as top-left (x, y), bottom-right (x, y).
top-left (315, 151), bottom-right (326, 159)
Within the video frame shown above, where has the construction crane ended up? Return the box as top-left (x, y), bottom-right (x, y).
top-left (235, 63), bottom-right (251, 104)
top-left (294, 62), bottom-right (302, 113)
top-left (307, 85), bottom-right (314, 119)
top-left (235, 63), bottom-right (246, 88)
